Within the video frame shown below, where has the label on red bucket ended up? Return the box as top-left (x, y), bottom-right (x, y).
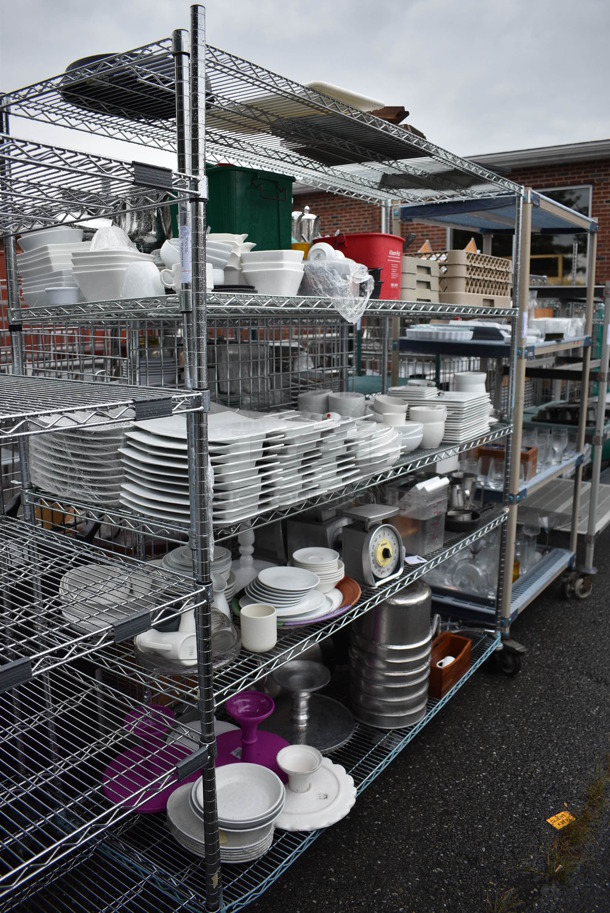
top-left (386, 245), bottom-right (403, 295)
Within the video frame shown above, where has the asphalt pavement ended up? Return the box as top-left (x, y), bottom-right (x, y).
top-left (244, 525), bottom-right (610, 913)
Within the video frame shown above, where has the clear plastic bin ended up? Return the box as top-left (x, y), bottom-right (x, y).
top-left (386, 482), bottom-right (449, 556)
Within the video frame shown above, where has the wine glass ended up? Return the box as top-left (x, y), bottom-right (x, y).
top-left (551, 427), bottom-right (568, 464)
top-left (536, 429), bottom-right (552, 468)
top-left (486, 457), bottom-right (504, 491)
top-left (521, 514), bottom-right (541, 572)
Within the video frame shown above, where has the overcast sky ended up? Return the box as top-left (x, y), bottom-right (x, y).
top-left (1, 0), bottom-right (609, 158)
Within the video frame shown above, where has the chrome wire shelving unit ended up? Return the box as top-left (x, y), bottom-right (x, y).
top-left (398, 191), bottom-right (599, 638)
top-left (0, 517), bottom-right (203, 689)
top-left (0, 663), bottom-right (209, 907)
top-left (4, 4), bottom-right (595, 912)
top-left (10, 631), bottom-right (497, 913)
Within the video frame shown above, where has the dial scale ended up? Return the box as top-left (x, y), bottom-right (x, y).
top-left (341, 504), bottom-right (405, 587)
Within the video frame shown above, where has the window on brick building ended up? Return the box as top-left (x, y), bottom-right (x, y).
top-left (452, 185), bottom-right (592, 286)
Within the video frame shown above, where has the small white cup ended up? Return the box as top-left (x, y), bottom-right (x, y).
top-left (240, 603), bottom-right (277, 653)
top-left (160, 263), bottom-right (182, 290)
top-left (436, 655), bottom-right (456, 668)
top-left (160, 238), bottom-right (181, 267)
top-left (276, 744), bottom-right (323, 793)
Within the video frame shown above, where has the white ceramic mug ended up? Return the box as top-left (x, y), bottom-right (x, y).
top-left (240, 603), bottom-right (277, 653)
top-left (135, 627), bottom-right (197, 664)
top-left (436, 655), bottom-right (456, 668)
top-left (160, 238), bottom-right (181, 267)
top-left (160, 263), bottom-right (182, 290)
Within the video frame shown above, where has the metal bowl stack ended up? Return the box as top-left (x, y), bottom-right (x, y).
top-left (349, 580), bottom-right (432, 729)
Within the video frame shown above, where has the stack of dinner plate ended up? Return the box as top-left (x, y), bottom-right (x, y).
top-left (160, 544), bottom-right (236, 600)
top-left (345, 424), bottom-right (402, 474)
top-left (167, 763), bottom-right (285, 862)
top-left (292, 547), bottom-right (345, 593)
top-left (29, 411), bottom-right (127, 507)
top-left (438, 391), bottom-right (491, 443)
top-left (242, 566), bottom-right (325, 620)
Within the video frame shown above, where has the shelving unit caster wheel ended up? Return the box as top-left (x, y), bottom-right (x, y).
top-left (573, 574), bottom-right (594, 600)
top-left (561, 569), bottom-right (595, 600)
top-left (561, 573), bottom-right (575, 599)
top-left (495, 639), bottom-right (526, 677)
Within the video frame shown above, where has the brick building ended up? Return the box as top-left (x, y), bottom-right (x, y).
top-left (294, 139), bottom-right (610, 286)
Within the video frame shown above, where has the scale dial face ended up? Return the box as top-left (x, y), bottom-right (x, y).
top-left (365, 523), bottom-right (404, 583)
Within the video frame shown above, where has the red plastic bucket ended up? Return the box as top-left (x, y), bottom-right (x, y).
top-left (316, 232), bottom-right (404, 300)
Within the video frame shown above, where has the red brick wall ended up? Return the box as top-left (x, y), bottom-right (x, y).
top-left (295, 191), bottom-right (447, 255)
top-left (296, 156), bottom-right (610, 283)
top-left (507, 157), bottom-right (609, 284)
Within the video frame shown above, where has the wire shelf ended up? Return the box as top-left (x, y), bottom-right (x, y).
top-left (0, 375), bottom-right (201, 440)
top-left (2, 40), bottom-right (523, 207)
top-left (0, 663), bottom-right (209, 904)
top-left (22, 425), bottom-right (512, 547)
top-left (87, 510), bottom-right (506, 708)
top-left (0, 135), bottom-right (193, 236)
top-left (0, 516), bottom-right (204, 689)
top-left (18, 292), bottom-right (517, 325)
top-left (17, 632), bottom-right (499, 913)
top-left (0, 41), bottom-right (180, 153)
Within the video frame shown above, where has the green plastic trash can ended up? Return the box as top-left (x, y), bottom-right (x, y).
top-left (206, 165), bottom-right (295, 251)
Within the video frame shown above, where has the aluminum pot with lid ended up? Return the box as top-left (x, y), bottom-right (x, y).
top-left (353, 579), bottom-right (431, 647)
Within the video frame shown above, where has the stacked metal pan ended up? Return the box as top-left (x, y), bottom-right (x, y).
top-left (349, 580), bottom-right (432, 729)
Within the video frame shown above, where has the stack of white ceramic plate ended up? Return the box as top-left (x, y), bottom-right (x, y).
top-left (28, 412), bottom-right (127, 507)
top-left (438, 391), bottom-right (491, 443)
top-left (387, 383), bottom-right (440, 406)
top-left (346, 424), bottom-right (402, 474)
top-left (240, 565), bottom-right (340, 623)
top-left (59, 561), bottom-right (157, 633)
top-left (119, 415), bottom-right (191, 527)
top-left (292, 547), bottom-right (344, 593)
top-left (118, 412), bottom-right (279, 527)
top-left (167, 780), bottom-right (277, 862)
top-left (166, 763), bottom-right (286, 861)
top-left (243, 566), bottom-right (322, 617)
top-left (17, 241), bottom-right (90, 307)
top-left (258, 413), bottom-right (355, 506)
top-left (160, 544), bottom-right (236, 600)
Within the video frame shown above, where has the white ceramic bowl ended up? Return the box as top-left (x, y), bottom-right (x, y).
top-left (298, 390), bottom-right (332, 413)
top-left (240, 261), bottom-right (304, 273)
top-left (242, 249), bottom-right (304, 265)
top-left (409, 404), bottom-right (448, 423)
top-left (207, 254), bottom-right (232, 269)
top-left (373, 394), bottom-right (409, 415)
top-left (73, 266), bottom-right (131, 301)
top-left (328, 391), bottom-right (366, 418)
top-left (241, 266), bottom-right (304, 297)
top-left (72, 251), bottom-right (151, 266)
top-left (455, 372), bottom-right (487, 392)
top-left (397, 422), bottom-right (424, 452)
top-left (420, 421), bottom-right (445, 449)
top-left (207, 233), bottom-right (248, 244)
top-left (45, 286), bottom-right (83, 305)
top-left (18, 226), bottom-right (84, 252)
top-left (381, 412), bottom-right (406, 427)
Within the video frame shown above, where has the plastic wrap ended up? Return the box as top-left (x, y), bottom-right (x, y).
top-left (300, 259), bottom-right (374, 323)
top-left (90, 225), bottom-right (137, 250)
top-left (27, 410), bottom-right (131, 508)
